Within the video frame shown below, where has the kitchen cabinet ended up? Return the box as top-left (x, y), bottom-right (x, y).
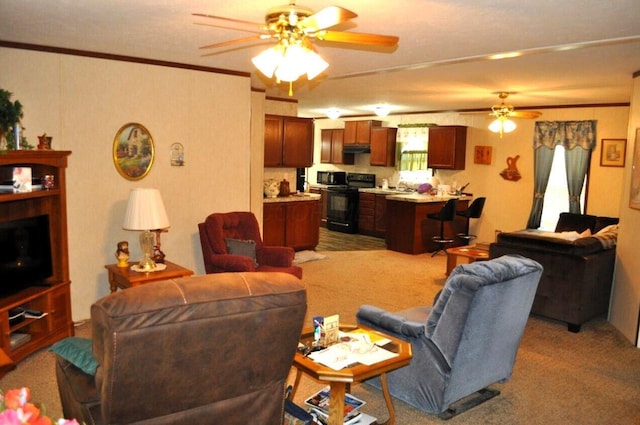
top-left (427, 125), bottom-right (467, 169)
top-left (320, 129), bottom-right (354, 165)
top-left (343, 120), bottom-right (382, 146)
top-left (263, 199), bottom-right (320, 250)
top-left (358, 192), bottom-right (389, 238)
top-left (263, 203), bottom-right (286, 246)
top-left (358, 192), bottom-right (375, 235)
top-left (0, 151), bottom-right (73, 363)
top-left (370, 127), bottom-right (397, 166)
top-left (310, 187), bottom-right (328, 227)
top-left (264, 115), bottom-right (314, 167)
top-left (374, 194), bottom-right (389, 234)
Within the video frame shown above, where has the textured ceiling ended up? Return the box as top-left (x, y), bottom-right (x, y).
top-left (1, 0), bottom-right (639, 117)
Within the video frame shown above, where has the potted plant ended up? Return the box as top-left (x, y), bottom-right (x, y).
top-left (0, 88), bottom-right (31, 150)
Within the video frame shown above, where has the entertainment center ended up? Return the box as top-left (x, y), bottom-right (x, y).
top-left (0, 150), bottom-right (73, 363)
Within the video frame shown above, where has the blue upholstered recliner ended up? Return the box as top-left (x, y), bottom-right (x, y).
top-left (356, 255), bottom-right (543, 419)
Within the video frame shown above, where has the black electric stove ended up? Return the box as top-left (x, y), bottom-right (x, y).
top-left (326, 173), bottom-right (376, 233)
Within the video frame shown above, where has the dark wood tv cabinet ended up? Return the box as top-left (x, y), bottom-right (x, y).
top-left (0, 150), bottom-right (73, 363)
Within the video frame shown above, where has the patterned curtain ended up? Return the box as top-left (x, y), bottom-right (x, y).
top-left (399, 150), bottom-right (428, 171)
top-left (527, 120), bottom-right (596, 228)
top-left (396, 124), bottom-right (430, 171)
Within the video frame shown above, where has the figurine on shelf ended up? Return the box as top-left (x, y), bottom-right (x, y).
top-left (115, 241), bottom-right (130, 268)
top-left (37, 133), bottom-right (52, 149)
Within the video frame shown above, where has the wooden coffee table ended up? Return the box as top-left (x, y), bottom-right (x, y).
top-left (445, 245), bottom-right (489, 276)
top-left (291, 324), bottom-right (412, 425)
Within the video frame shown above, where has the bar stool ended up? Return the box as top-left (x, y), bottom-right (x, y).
top-left (456, 197), bottom-right (486, 243)
top-left (426, 198), bottom-right (458, 257)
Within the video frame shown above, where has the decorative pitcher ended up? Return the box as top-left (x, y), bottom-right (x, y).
top-left (263, 179), bottom-right (280, 198)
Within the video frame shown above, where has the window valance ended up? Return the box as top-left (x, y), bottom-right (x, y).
top-left (533, 120), bottom-right (597, 150)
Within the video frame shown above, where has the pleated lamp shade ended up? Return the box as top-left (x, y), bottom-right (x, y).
top-left (123, 188), bottom-right (170, 231)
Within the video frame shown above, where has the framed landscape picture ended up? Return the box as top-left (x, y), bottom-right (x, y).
top-left (600, 138), bottom-right (626, 167)
top-left (112, 123), bottom-right (155, 180)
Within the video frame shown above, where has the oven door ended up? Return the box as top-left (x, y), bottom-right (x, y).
top-left (326, 189), bottom-right (359, 233)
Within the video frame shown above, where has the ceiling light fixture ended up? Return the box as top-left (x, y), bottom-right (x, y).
top-left (326, 109), bottom-right (341, 119)
top-left (488, 92), bottom-right (518, 138)
top-left (489, 117), bottom-right (517, 137)
top-left (374, 105), bottom-right (391, 117)
top-left (252, 38), bottom-right (328, 96)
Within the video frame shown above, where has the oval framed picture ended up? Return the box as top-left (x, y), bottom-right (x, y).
top-left (112, 123), bottom-right (155, 180)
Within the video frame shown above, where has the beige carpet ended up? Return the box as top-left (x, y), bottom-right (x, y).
top-left (2, 250), bottom-right (639, 424)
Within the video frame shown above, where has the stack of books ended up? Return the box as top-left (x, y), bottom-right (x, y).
top-left (305, 386), bottom-right (375, 425)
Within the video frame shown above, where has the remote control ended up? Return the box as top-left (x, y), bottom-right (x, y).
top-left (22, 308), bottom-right (44, 316)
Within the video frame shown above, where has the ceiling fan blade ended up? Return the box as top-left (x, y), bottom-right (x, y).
top-left (199, 34), bottom-right (265, 50)
top-left (317, 30), bottom-right (399, 47)
top-left (301, 6), bottom-right (357, 31)
top-left (192, 13), bottom-right (265, 34)
top-left (510, 110), bottom-right (542, 119)
top-left (193, 22), bottom-right (269, 36)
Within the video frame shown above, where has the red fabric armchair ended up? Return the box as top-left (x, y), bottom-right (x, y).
top-left (198, 211), bottom-right (302, 279)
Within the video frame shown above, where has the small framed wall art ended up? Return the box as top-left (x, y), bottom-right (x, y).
top-left (600, 138), bottom-right (626, 167)
top-left (112, 123), bottom-right (155, 180)
top-left (474, 145), bottom-right (492, 165)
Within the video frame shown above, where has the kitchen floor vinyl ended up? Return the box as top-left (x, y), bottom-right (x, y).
top-left (316, 227), bottom-right (387, 251)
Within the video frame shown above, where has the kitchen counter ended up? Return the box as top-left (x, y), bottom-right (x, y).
top-left (358, 187), bottom-right (412, 195)
top-left (385, 193), bottom-right (472, 203)
top-left (263, 193), bottom-right (321, 203)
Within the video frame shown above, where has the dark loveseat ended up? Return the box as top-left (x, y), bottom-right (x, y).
top-left (490, 213), bottom-right (618, 332)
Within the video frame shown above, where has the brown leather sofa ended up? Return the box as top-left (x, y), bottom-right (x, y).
top-left (490, 213), bottom-right (618, 332)
top-left (55, 272), bottom-right (307, 425)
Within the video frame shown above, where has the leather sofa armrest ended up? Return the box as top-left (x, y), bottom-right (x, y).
top-left (257, 246), bottom-right (295, 267)
top-left (208, 254), bottom-right (256, 272)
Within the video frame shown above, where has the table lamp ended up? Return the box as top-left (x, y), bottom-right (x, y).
top-left (122, 188), bottom-right (170, 271)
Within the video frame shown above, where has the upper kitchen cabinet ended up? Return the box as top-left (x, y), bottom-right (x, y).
top-left (264, 115), bottom-right (314, 167)
top-left (343, 120), bottom-right (382, 146)
top-left (427, 125), bottom-right (467, 170)
top-left (370, 127), bottom-right (397, 167)
top-left (320, 129), bottom-right (354, 165)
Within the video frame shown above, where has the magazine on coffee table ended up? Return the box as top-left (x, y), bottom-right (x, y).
top-left (304, 386), bottom-right (365, 421)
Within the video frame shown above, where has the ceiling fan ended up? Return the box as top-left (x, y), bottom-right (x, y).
top-left (488, 92), bottom-right (542, 120)
top-left (464, 92), bottom-right (542, 137)
top-left (193, 2), bottom-right (398, 93)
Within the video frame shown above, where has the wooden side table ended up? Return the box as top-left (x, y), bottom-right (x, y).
top-left (291, 325), bottom-right (412, 425)
top-left (105, 260), bottom-right (194, 293)
top-left (445, 245), bottom-right (489, 276)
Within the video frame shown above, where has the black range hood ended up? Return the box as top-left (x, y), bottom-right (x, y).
top-left (342, 145), bottom-right (371, 154)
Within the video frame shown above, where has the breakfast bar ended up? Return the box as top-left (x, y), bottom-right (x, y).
top-left (385, 193), bottom-right (470, 255)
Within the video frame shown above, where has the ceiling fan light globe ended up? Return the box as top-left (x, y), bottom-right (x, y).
top-left (489, 118), bottom-right (516, 134)
top-left (305, 50), bottom-right (329, 80)
top-left (274, 44), bottom-right (307, 82)
top-left (252, 46), bottom-right (284, 78)
top-left (503, 119), bottom-right (517, 133)
top-left (488, 119), bottom-right (503, 133)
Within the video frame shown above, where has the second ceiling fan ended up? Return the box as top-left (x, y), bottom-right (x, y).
top-left (464, 92), bottom-right (542, 137)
